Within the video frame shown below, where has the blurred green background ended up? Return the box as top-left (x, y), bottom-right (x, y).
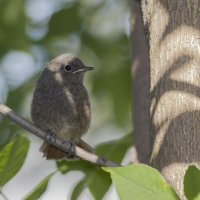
top-left (0, 0), bottom-right (132, 199)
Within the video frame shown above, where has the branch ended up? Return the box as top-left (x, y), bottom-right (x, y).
top-left (0, 104), bottom-right (121, 167)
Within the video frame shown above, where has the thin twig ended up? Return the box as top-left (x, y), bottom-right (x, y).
top-left (0, 103), bottom-right (121, 167)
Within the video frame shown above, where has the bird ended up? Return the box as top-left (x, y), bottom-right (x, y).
top-left (31, 54), bottom-right (93, 159)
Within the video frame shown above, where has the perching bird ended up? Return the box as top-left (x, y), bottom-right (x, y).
top-left (31, 54), bottom-right (93, 159)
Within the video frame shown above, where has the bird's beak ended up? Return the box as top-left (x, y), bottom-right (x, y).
top-left (73, 66), bottom-right (94, 74)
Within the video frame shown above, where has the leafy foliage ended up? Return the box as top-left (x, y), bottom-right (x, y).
top-left (24, 172), bottom-right (56, 200)
top-left (57, 160), bottom-right (111, 200)
top-left (56, 133), bottom-right (132, 199)
top-left (0, 0), bottom-right (131, 153)
top-left (0, 135), bottom-right (29, 186)
top-left (104, 164), bottom-right (179, 200)
top-left (184, 165), bottom-right (200, 200)
top-left (0, 0), bottom-right (131, 199)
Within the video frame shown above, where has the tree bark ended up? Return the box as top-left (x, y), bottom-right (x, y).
top-left (138, 0), bottom-right (200, 198)
top-left (131, 0), bottom-right (151, 164)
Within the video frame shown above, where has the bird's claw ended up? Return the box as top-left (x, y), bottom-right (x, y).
top-left (46, 130), bottom-right (56, 144)
top-left (62, 140), bottom-right (76, 158)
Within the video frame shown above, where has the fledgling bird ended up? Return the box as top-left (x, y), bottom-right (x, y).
top-left (31, 54), bottom-right (93, 159)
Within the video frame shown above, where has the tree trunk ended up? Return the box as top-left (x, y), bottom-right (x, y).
top-left (131, 0), bottom-right (151, 164)
top-left (135, 0), bottom-right (200, 198)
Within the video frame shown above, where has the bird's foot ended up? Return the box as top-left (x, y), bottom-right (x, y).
top-left (62, 140), bottom-right (76, 159)
top-left (45, 130), bottom-right (56, 144)
top-left (45, 130), bottom-right (76, 158)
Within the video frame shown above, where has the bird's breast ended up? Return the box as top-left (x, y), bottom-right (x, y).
top-left (31, 82), bottom-right (91, 141)
top-left (59, 85), bottom-right (91, 140)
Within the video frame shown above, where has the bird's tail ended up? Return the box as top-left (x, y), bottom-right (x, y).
top-left (40, 139), bottom-right (93, 160)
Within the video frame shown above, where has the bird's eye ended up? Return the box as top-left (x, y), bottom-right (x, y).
top-left (64, 65), bottom-right (72, 71)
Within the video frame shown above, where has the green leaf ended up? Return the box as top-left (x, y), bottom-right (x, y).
top-left (24, 172), bottom-right (56, 200)
top-left (57, 160), bottom-right (111, 200)
top-left (104, 164), bottom-right (179, 200)
top-left (193, 193), bottom-right (200, 200)
top-left (96, 133), bottom-right (132, 162)
top-left (184, 165), bottom-right (200, 200)
top-left (193, 194), bottom-right (200, 200)
top-left (0, 75), bottom-right (37, 151)
top-left (89, 167), bottom-right (111, 200)
top-left (71, 179), bottom-right (85, 200)
top-left (56, 133), bottom-right (131, 200)
top-left (86, 133), bottom-right (132, 199)
top-left (56, 160), bottom-right (69, 174)
top-left (0, 135), bottom-right (30, 186)
top-left (0, 118), bottom-right (14, 151)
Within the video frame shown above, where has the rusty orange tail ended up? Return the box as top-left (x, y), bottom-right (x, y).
top-left (40, 139), bottom-right (93, 160)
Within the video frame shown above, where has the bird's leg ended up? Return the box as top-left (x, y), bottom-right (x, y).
top-left (45, 130), bottom-right (56, 143)
top-left (45, 130), bottom-right (76, 158)
top-left (62, 140), bottom-right (76, 158)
